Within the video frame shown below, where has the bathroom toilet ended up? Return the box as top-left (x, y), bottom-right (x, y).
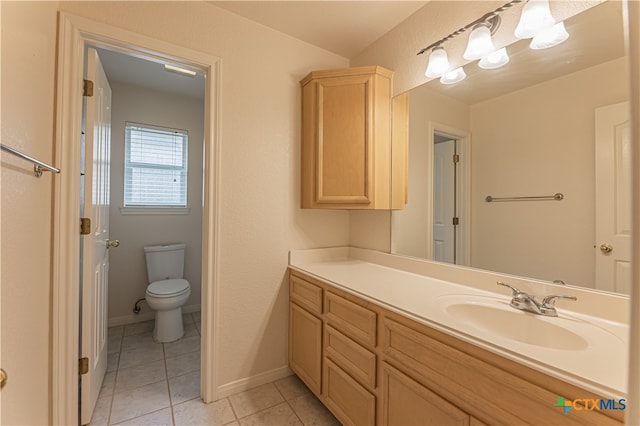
top-left (144, 243), bottom-right (191, 343)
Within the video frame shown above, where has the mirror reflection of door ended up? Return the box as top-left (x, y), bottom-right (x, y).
top-left (433, 134), bottom-right (458, 263)
top-left (595, 101), bottom-right (631, 293)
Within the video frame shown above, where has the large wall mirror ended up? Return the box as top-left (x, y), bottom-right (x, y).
top-left (391, 0), bottom-right (631, 294)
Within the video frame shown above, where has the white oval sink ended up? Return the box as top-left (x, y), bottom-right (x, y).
top-left (438, 295), bottom-right (623, 351)
top-left (445, 302), bottom-right (588, 350)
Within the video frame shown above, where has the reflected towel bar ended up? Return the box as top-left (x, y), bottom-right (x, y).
top-left (1, 144), bottom-right (61, 177)
top-left (485, 193), bottom-right (564, 202)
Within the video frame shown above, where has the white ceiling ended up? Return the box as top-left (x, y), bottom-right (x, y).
top-left (210, 1), bottom-right (427, 59)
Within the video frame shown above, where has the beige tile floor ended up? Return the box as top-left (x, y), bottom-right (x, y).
top-left (90, 312), bottom-right (340, 426)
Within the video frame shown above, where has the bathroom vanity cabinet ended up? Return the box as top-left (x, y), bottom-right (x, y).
top-left (288, 269), bottom-right (623, 425)
top-left (300, 66), bottom-right (407, 210)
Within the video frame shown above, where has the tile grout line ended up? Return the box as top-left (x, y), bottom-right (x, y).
top-left (162, 341), bottom-right (178, 426)
top-left (273, 381), bottom-right (307, 426)
top-left (106, 328), bottom-right (124, 426)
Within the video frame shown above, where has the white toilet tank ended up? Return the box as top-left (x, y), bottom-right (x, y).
top-left (144, 243), bottom-right (186, 282)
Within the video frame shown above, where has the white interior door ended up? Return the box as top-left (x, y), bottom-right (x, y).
top-left (595, 101), bottom-right (631, 294)
top-left (433, 139), bottom-right (456, 263)
top-left (81, 48), bottom-right (112, 424)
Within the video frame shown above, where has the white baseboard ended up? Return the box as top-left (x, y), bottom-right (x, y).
top-left (108, 303), bottom-right (201, 327)
top-left (215, 365), bottom-right (293, 399)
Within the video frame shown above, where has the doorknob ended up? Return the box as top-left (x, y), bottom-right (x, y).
top-left (600, 243), bottom-right (613, 254)
top-left (107, 239), bottom-right (120, 248)
top-left (0, 368), bottom-right (7, 388)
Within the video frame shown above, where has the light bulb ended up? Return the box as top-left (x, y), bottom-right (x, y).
top-left (425, 46), bottom-right (451, 78)
top-left (478, 47), bottom-right (510, 69)
top-left (530, 22), bottom-right (569, 49)
top-left (515, 0), bottom-right (555, 39)
top-left (440, 67), bottom-right (466, 85)
top-left (464, 24), bottom-right (495, 60)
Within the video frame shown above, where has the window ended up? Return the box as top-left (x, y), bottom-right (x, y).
top-left (124, 122), bottom-right (188, 208)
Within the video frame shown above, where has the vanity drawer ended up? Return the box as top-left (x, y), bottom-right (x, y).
top-left (325, 325), bottom-right (376, 389)
top-left (290, 273), bottom-right (323, 315)
top-left (325, 292), bottom-right (377, 347)
top-left (323, 357), bottom-right (376, 426)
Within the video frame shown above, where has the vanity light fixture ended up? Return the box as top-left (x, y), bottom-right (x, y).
top-left (417, 0), bottom-right (570, 85)
top-left (164, 64), bottom-right (197, 77)
top-left (425, 46), bottom-right (451, 78)
top-left (529, 22), bottom-right (570, 50)
top-left (478, 47), bottom-right (510, 69)
top-left (440, 67), bottom-right (467, 85)
top-left (514, 0), bottom-right (555, 39)
top-left (463, 22), bottom-right (497, 61)
top-left (417, 0), bottom-right (523, 85)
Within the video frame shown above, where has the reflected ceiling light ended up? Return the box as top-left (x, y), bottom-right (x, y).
top-left (440, 67), bottom-right (466, 85)
top-left (464, 23), bottom-right (496, 60)
top-left (478, 47), bottom-right (510, 69)
top-left (514, 0), bottom-right (555, 39)
top-left (425, 46), bottom-right (451, 78)
top-left (529, 22), bottom-right (570, 49)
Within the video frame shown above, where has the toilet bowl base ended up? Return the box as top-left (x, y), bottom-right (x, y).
top-left (153, 307), bottom-right (184, 343)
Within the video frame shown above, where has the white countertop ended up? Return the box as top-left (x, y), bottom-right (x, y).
top-left (289, 247), bottom-right (629, 400)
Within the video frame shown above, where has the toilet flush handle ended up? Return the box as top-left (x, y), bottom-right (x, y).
top-left (107, 239), bottom-right (120, 249)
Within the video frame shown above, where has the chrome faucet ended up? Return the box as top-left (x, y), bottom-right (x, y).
top-left (497, 282), bottom-right (577, 317)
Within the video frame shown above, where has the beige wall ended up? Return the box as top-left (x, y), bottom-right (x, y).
top-left (2, 1), bottom-right (350, 420)
top-left (0, 2), bottom-right (57, 424)
top-left (471, 57), bottom-right (628, 286)
top-left (108, 81), bottom-right (204, 323)
top-left (1, 2), bottom-right (58, 424)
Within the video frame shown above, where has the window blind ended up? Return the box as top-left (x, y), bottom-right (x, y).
top-left (124, 123), bottom-right (188, 207)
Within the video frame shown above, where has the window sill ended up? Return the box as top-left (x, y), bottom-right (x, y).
top-left (119, 206), bottom-right (191, 215)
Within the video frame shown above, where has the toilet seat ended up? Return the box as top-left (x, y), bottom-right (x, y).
top-left (146, 279), bottom-right (190, 298)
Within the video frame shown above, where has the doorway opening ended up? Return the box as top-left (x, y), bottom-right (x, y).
top-left (53, 13), bottom-right (220, 425)
top-left (79, 46), bottom-right (207, 423)
top-left (432, 133), bottom-right (458, 264)
top-left (430, 124), bottom-right (470, 266)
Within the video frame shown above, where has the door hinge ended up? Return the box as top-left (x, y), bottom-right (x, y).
top-left (80, 217), bottom-right (91, 235)
top-left (83, 79), bottom-right (94, 97)
top-left (453, 217), bottom-right (459, 226)
top-left (453, 154), bottom-right (460, 164)
top-left (79, 357), bottom-right (89, 375)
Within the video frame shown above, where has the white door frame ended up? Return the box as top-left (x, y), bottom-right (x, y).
top-left (52, 12), bottom-right (221, 424)
top-left (426, 121), bottom-right (471, 266)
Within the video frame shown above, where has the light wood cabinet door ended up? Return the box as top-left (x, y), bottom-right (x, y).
top-left (301, 66), bottom-right (406, 210)
top-left (289, 303), bottom-right (322, 395)
top-left (323, 357), bottom-right (376, 426)
top-left (381, 362), bottom-right (470, 426)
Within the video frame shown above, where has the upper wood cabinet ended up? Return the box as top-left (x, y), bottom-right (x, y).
top-left (300, 66), bottom-right (407, 210)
